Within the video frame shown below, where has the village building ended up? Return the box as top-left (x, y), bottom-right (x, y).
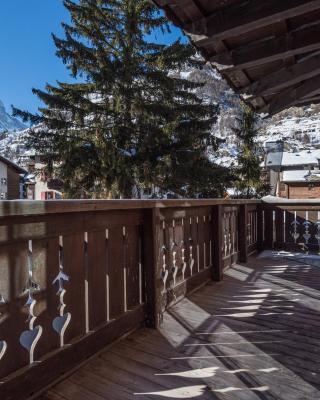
top-left (20, 154), bottom-right (63, 200)
top-left (0, 155), bottom-right (27, 199)
top-left (264, 141), bottom-right (320, 198)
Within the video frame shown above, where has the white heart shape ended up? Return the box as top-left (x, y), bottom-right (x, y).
top-left (53, 313), bottom-right (71, 334)
top-left (20, 325), bottom-right (42, 363)
top-left (53, 313), bottom-right (71, 347)
top-left (0, 340), bottom-right (7, 360)
top-left (20, 326), bottom-right (42, 351)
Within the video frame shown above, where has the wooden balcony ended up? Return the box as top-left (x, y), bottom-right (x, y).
top-left (0, 198), bottom-right (320, 399)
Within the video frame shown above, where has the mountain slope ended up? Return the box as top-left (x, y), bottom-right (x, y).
top-left (1, 67), bottom-right (320, 168)
top-left (0, 100), bottom-right (26, 132)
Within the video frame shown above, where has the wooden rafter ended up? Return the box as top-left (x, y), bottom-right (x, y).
top-left (263, 75), bottom-right (320, 115)
top-left (154, 0), bottom-right (320, 114)
top-left (210, 23), bottom-right (320, 71)
top-left (242, 54), bottom-right (320, 97)
top-left (187, 0), bottom-right (320, 43)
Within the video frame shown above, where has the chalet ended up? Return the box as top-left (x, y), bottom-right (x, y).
top-left (264, 144), bottom-right (320, 198)
top-left (21, 154), bottom-right (63, 200)
top-left (0, 155), bottom-right (27, 199)
top-left (279, 169), bottom-right (320, 199)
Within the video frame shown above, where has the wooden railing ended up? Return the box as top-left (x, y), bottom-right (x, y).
top-left (0, 199), bottom-right (260, 399)
top-left (262, 198), bottom-right (320, 253)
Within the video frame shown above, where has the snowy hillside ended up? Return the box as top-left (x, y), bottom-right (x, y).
top-left (181, 65), bottom-right (320, 167)
top-left (1, 66), bottom-right (320, 169)
top-left (0, 100), bottom-right (26, 132)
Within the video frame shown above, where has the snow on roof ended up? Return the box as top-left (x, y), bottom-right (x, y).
top-left (282, 169), bottom-right (320, 182)
top-left (281, 149), bottom-right (320, 166)
top-left (265, 152), bottom-right (283, 168)
top-left (282, 170), bottom-right (310, 182)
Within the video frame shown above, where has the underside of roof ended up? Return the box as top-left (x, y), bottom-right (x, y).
top-left (153, 0), bottom-right (320, 116)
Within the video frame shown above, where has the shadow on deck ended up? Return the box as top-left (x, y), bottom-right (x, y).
top-left (40, 252), bottom-right (320, 400)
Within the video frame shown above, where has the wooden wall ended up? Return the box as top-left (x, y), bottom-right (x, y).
top-left (7, 167), bottom-right (21, 200)
top-left (279, 183), bottom-right (320, 199)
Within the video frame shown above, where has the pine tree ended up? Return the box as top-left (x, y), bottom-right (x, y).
top-left (233, 103), bottom-right (269, 198)
top-left (14, 0), bottom-right (220, 199)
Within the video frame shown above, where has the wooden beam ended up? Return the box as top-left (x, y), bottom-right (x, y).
top-left (186, 0), bottom-right (320, 43)
top-left (242, 54), bottom-right (320, 97)
top-left (263, 74), bottom-right (320, 115)
top-left (297, 95), bottom-right (320, 103)
top-left (210, 23), bottom-right (320, 71)
top-left (211, 205), bottom-right (223, 281)
top-left (238, 204), bottom-right (248, 263)
top-left (294, 95), bottom-right (320, 107)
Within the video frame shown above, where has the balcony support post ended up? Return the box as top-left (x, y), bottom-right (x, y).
top-left (238, 204), bottom-right (248, 263)
top-left (142, 207), bottom-right (161, 329)
top-left (257, 204), bottom-right (264, 251)
top-left (211, 205), bottom-right (224, 281)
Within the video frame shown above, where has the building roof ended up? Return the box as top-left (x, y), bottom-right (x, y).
top-left (282, 150), bottom-right (320, 166)
top-left (265, 152), bottom-right (283, 169)
top-left (0, 155), bottom-right (27, 174)
top-left (282, 169), bottom-right (320, 182)
top-left (265, 149), bottom-right (320, 169)
top-left (153, 0), bottom-right (320, 115)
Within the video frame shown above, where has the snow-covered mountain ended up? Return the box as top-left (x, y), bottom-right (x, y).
top-left (2, 66), bottom-right (320, 169)
top-left (178, 66), bottom-right (320, 168)
top-left (0, 100), bottom-right (26, 132)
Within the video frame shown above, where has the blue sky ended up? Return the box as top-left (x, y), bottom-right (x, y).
top-left (0, 1), bottom-right (184, 115)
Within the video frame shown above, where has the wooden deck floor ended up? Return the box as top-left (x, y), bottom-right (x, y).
top-left (40, 252), bottom-right (320, 400)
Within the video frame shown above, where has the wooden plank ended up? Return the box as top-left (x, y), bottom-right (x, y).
top-left (238, 204), bottom-right (248, 263)
top-left (142, 208), bottom-right (160, 328)
top-left (33, 238), bottom-right (60, 359)
top-left (265, 74), bottom-right (320, 115)
top-left (210, 23), bottom-right (320, 71)
top-left (264, 208), bottom-right (274, 249)
top-left (125, 225), bottom-right (140, 310)
top-left (186, 0), bottom-right (320, 42)
top-left (0, 199), bottom-right (261, 218)
top-left (275, 207), bottom-right (285, 249)
top-left (211, 205), bottom-right (223, 281)
top-left (257, 205), bottom-right (264, 250)
top-left (173, 217), bottom-right (184, 284)
top-left (0, 210), bottom-right (143, 245)
top-left (183, 214), bottom-right (192, 279)
top-left (242, 54), bottom-right (320, 97)
top-left (204, 214), bottom-right (211, 268)
top-left (190, 215), bottom-right (199, 273)
top-left (107, 226), bottom-right (125, 319)
top-left (0, 242), bottom-right (29, 378)
top-left (87, 230), bottom-right (107, 330)
top-left (197, 214), bottom-right (205, 270)
top-left (62, 234), bottom-right (86, 342)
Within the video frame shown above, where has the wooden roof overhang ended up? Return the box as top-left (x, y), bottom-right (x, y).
top-left (153, 0), bottom-right (320, 116)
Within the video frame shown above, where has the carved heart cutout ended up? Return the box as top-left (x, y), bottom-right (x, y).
top-left (292, 233), bottom-right (300, 240)
top-left (53, 313), bottom-right (71, 347)
top-left (20, 325), bottom-right (42, 364)
top-left (171, 265), bottom-right (178, 285)
top-left (190, 258), bottom-right (194, 275)
top-left (182, 262), bottom-right (187, 280)
top-left (0, 340), bottom-right (7, 360)
top-left (160, 270), bottom-right (168, 293)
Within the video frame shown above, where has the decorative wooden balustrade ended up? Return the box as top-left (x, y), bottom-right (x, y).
top-left (262, 199), bottom-right (320, 253)
top-left (0, 199), bottom-right (260, 399)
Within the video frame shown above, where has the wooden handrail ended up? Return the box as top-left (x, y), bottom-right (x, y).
top-left (0, 198), bottom-right (261, 217)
